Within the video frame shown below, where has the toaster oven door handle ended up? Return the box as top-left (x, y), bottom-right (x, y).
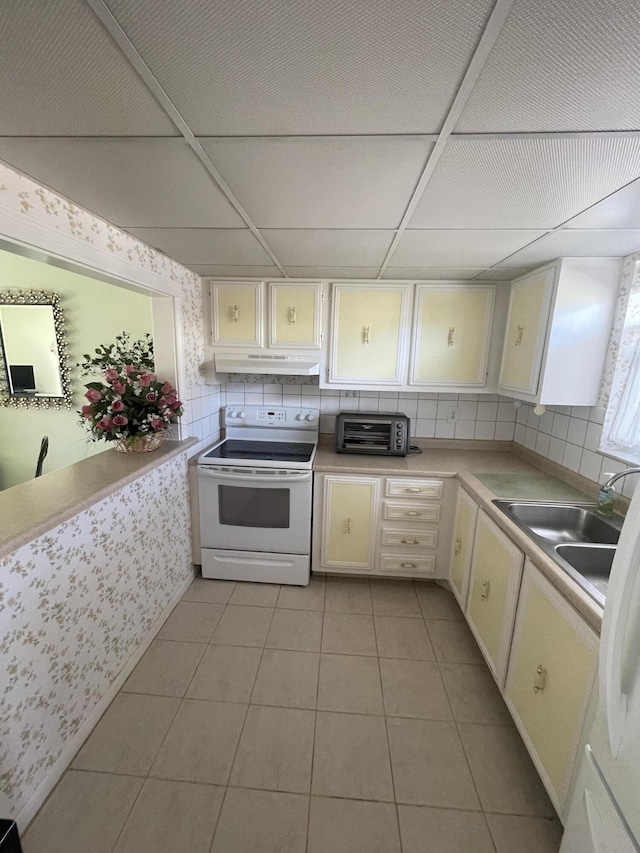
top-left (199, 468), bottom-right (312, 483)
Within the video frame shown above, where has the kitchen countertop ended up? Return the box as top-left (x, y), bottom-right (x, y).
top-left (314, 440), bottom-right (603, 633)
top-left (0, 438), bottom-right (197, 560)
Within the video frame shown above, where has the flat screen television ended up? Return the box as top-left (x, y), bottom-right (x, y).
top-left (9, 364), bottom-right (36, 393)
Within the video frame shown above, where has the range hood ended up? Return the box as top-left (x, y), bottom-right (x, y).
top-left (214, 353), bottom-right (320, 376)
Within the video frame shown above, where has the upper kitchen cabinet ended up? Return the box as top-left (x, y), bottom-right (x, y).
top-left (498, 259), bottom-right (621, 406)
top-left (205, 280), bottom-right (324, 379)
top-left (269, 283), bottom-right (322, 349)
top-left (211, 281), bottom-right (263, 347)
top-left (410, 284), bottom-right (495, 386)
top-left (327, 283), bottom-right (412, 386)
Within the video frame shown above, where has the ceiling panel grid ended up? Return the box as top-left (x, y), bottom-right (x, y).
top-left (0, 0), bottom-right (177, 136)
top-left (103, 0), bottom-right (494, 135)
top-left (456, 0), bottom-right (640, 132)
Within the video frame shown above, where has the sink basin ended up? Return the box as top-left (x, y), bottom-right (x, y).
top-left (493, 501), bottom-right (621, 545)
top-left (555, 544), bottom-right (616, 604)
top-left (492, 499), bottom-right (623, 607)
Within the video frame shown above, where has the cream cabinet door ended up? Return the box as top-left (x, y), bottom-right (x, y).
top-left (410, 285), bottom-right (494, 386)
top-left (466, 511), bottom-right (524, 685)
top-left (505, 560), bottom-right (598, 814)
top-left (212, 282), bottom-right (263, 346)
top-left (269, 283), bottom-right (321, 349)
top-left (498, 267), bottom-right (555, 395)
top-left (320, 476), bottom-right (379, 571)
top-left (449, 487), bottom-right (478, 610)
top-left (329, 284), bottom-right (412, 385)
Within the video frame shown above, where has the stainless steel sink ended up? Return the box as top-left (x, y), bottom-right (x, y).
top-left (555, 544), bottom-right (616, 603)
top-left (492, 500), bottom-right (623, 607)
top-left (493, 501), bottom-right (621, 545)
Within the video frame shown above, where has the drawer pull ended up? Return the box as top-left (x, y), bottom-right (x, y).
top-left (403, 511), bottom-right (422, 517)
top-left (533, 664), bottom-right (547, 694)
top-left (346, 517), bottom-right (352, 535)
top-left (453, 536), bottom-right (462, 556)
top-left (401, 538), bottom-right (420, 545)
top-left (405, 487), bottom-right (422, 493)
top-left (515, 324), bottom-right (524, 346)
top-left (401, 562), bottom-right (418, 569)
top-left (232, 304), bottom-right (239, 323)
top-left (480, 579), bottom-right (490, 601)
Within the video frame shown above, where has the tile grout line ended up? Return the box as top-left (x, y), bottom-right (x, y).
top-left (305, 603), bottom-right (325, 853)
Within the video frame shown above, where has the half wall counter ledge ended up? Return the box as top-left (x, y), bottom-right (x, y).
top-left (0, 437), bottom-right (197, 560)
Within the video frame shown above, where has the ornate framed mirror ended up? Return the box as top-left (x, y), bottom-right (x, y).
top-left (0, 289), bottom-right (71, 409)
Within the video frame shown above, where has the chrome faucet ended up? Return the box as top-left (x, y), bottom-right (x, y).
top-left (597, 467), bottom-right (640, 517)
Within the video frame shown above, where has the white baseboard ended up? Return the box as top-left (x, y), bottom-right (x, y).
top-left (17, 570), bottom-right (196, 832)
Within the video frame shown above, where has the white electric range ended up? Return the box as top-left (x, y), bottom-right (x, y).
top-left (197, 405), bottom-right (319, 585)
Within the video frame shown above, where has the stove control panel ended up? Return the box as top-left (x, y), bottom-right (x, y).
top-left (225, 405), bottom-right (319, 429)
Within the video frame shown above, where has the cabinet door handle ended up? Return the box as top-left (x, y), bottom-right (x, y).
top-left (289, 306), bottom-right (297, 325)
top-left (533, 664), bottom-right (547, 694)
top-left (480, 579), bottom-right (490, 601)
top-left (232, 304), bottom-right (239, 323)
top-left (401, 538), bottom-right (420, 545)
top-left (403, 511), bottom-right (422, 517)
top-left (363, 325), bottom-right (371, 344)
top-left (346, 517), bottom-right (352, 535)
top-left (401, 562), bottom-right (418, 569)
top-left (454, 536), bottom-right (462, 556)
top-left (447, 326), bottom-right (455, 347)
top-left (515, 324), bottom-right (524, 346)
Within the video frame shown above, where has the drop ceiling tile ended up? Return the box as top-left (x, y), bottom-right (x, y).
top-left (0, 0), bottom-right (176, 135)
top-left (190, 265), bottom-right (283, 278)
top-left (496, 230), bottom-right (640, 268)
top-left (283, 267), bottom-right (381, 279)
top-left (565, 179), bottom-right (640, 229)
top-left (382, 268), bottom-right (488, 280)
top-left (201, 137), bottom-right (433, 228)
top-left (392, 230), bottom-right (546, 268)
top-left (125, 228), bottom-right (273, 265)
top-left (105, 0), bottom-right (493, 134)
top-left (0, 139), bottom-right (244, 228)
top-left (475, 267), bottom-right (533, 281)
top-left (456, 0), bottom-right (640, 132)
top-left (410, 137), bottom-right (640, 230)
top-left (261, 230), bottom-right (395, 266)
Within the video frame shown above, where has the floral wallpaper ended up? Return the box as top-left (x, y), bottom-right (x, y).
top-left (0, 162), bottom-right (204, 389)
top-left (0, 453), bottom-right (193, 820)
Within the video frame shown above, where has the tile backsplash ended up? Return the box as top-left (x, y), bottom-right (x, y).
top-left (223, 382), bottom-right (517, 441)
top-left (215, 380), bottom-right (638, 499)
top-left (514, 402), bottom-right (637, 499)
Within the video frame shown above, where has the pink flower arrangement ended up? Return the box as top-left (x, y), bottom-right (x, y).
top-left (79, 366), bottom-right (183, 446)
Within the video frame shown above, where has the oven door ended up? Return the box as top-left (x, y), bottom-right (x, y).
top-left (198, 466), bottom-right (312, 555)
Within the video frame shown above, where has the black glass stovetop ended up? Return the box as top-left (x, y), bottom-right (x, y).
top-left (202, 439), bottom-right (315, 463)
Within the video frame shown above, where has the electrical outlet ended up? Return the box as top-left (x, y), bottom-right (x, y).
top-left (447, 407), bottom-right (459, 423)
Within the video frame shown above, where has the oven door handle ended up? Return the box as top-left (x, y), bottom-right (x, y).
top-left (198, 467), bottom-right (312, 483)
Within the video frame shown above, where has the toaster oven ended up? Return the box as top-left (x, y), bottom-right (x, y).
top-left (335, 411), bottom-right (410, 456)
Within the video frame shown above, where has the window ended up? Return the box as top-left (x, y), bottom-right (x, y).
top-left (600, 256), bottom-right (640, 463)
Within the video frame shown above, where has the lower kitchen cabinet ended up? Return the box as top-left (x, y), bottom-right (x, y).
top-left (504, 559), bottom-right (598, 815)
top-left (318, 475), bottom-right (379, 571)
top-left (449, 486), bottom-right (478, 609)
top-left (466, 510), bottom-right (524, 686)
top-left (312, 472), bottom-right (454, 578)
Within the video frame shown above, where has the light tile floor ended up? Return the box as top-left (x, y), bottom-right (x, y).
top-left (23, 576), bottom-right (564, 853)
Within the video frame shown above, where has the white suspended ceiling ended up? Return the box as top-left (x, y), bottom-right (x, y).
top-left (0, 0), bottom-right (639, 281)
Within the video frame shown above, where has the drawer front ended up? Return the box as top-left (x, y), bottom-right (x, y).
top-left (381, 554), bottom-right (437, 575)
top-left (385, 478), bottom-right (443, 499)
top-left (381, 528), bottom-right (438, 548)
top-left (383, 502), bottom-right (441, 522)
